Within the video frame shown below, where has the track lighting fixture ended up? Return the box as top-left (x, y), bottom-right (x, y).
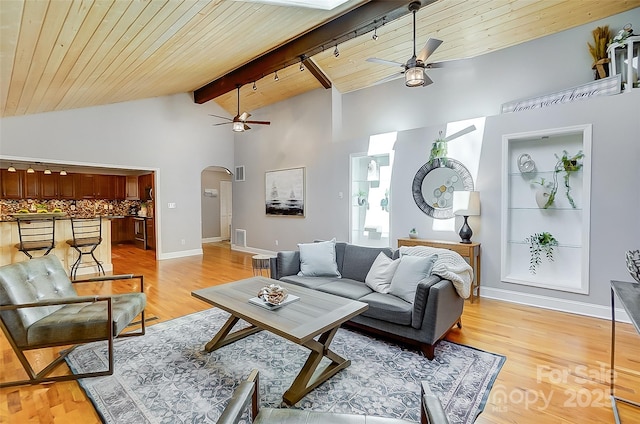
top-left (252, 81), bottom-right (257, 91)
top-left (274, 71), bottom-right (279, 81)
top-left (300, 61), bottom-right (305, 71)
top-left (333, 45), bottom-right (339, 57)
top-left (7, 164), bottom-right (16, 172)
top-left (372, 27), bottom-right (378, 40)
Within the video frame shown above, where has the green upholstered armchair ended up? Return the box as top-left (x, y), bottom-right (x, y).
top-left (216, 369), bottom-right (450, 424)
top-left (0, 255), bottom-right (146, 388)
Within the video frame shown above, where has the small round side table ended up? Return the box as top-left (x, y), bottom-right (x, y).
top-left (252, 254), bottom-right (274, 277)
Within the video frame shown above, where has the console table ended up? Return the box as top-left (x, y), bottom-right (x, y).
top-left (397, 238), bottom-right (481, 302)
top-left (610, 280), bottom-right (640, 423)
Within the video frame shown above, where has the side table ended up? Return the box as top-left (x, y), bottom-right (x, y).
top-left (252, 254), bottom-right (274, 277)
top-left (610, 280), bottom-right (640, 423)
top-left (397, 238), bottom-right (481, 302)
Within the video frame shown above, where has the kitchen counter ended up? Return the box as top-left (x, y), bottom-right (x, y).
top-left (0, 219), bottom-right (112, 275)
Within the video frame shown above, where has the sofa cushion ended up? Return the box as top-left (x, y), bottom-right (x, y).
top-left (341, 244), bottom-right (393, 282)
top-left (358, 292), bottom-right (413, 326)
top-left (365, 252), bottom-right (400, 294)
top-left (279, 275), bottom-right (341, 290)
top-left (297, 239), bottom-right (341, 277)
top-left (389, 255), bottom-right (438, 304)
top-left (276, 251), bottom-right (301, 278)
top-left (315, 279), bottom-right (373, 300)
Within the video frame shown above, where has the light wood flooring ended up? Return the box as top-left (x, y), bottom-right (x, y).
top-left (1, 243), bottom-right (638, 423)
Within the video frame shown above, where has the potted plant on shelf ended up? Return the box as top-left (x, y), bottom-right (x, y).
top-left (409, 228), bottom-right (418, 239)
top-left (355, 191), bottom-right (367, 206)
top-left (541, 150), bottom-right (584, 209)
top-left (524, 232), bottom-right (558, 274)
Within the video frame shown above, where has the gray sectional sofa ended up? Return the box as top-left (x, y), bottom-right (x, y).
top-left (269, 241), bottom-right (464, 359)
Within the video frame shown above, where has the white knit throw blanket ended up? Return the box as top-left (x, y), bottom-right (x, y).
top-left (399, 245), bottom-right (473, 299)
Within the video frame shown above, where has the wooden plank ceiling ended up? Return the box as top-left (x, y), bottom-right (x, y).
top-left (1, 0), bottom-right (638, 119)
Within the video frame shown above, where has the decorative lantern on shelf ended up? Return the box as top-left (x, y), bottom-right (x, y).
top-left (607, 24), bottom-right (639, 92)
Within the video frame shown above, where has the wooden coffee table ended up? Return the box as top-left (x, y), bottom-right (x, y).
top-left (191, 276), bottom-right (368, 405)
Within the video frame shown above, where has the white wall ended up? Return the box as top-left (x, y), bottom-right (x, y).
top-left (0, 93), bottom-right (235, 258)
top-left (231, 9), bottom-right (640, 316)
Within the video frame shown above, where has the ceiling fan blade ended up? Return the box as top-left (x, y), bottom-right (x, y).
top-left (244, 120), bottom-right (270, 125)
top-left (417, 38), bottom-right (443, 63)
top-left (443, 125), bottom-right (477, 142)
top-left (366, 58), bottom-right (405, 68)
top-left (423, 72), bottom-right (433, 86)
top-left (209, 114), bottom-right (232, 121)
top-left (239, 112), bottom-right (250, 121)
top-left (372, 72), bottom-right (405, 86)
top-left (213, 122), bottom-right (232, 126)
top-left (426, 57), bottom-right (468, 69)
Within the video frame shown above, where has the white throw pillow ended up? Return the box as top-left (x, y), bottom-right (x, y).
top-left (389, 254), bottom-right (438, 303)
top-left (365, 252), bottom-right (400, 294)
top-left (297, 239), bottom-right (341, 277)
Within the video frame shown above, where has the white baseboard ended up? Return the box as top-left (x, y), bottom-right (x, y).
top-left (480, 287), bottom-right (630, 324)
top-left (231, 244), bottom-right (277, 256)
top-left (202, 237), bottom-right (225, 243)
top-left (157, 248), bottom-right (203, 260)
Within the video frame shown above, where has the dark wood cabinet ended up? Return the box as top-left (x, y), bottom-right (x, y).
top-left (111, 217), bottom-right (134, 244)
top-left (146, 218), bottom-right (155, 250)
top-left (1, 170), bottom-right (22, 199)
top-left (138, 173), bottom-right (153, 201)
top-left (115, 176), bottom-right (126, 200)
top-left (77, 174), bottom-right (96, 199)
top-left (58, 173), bottom-right (75, 199)
top-left (95, 175), bottom-right (114, 199)
top-left (40, 172), bottom-right (59, 199)
top-left (23, 171), bottom-right (39, 199)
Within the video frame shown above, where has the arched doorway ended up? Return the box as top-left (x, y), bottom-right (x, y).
top-left (201, 166), bottom-right (233, 244)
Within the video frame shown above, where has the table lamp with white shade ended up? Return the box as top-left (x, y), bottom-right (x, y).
top-left (452, 191), bottom-right (480, 244)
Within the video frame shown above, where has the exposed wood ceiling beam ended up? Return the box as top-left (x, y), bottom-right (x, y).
top-left (194, 0), bottom-right (435, 104)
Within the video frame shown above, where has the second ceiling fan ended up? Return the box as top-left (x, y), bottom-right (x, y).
top-left (367, 1), bottom-right (445, 87)
top-left (211, 86), bottom-right (271, 132)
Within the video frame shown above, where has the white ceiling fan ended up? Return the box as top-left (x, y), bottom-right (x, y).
top-left (367, 1), bottom-right (445, 87)
top-left (210, 86), bottom-right (271, 132)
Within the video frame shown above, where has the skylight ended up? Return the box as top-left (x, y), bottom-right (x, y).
top-left (233, 0), bottom-right (350, 10)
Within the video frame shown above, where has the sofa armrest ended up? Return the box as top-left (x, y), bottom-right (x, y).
top-left (270, 251), bottom-right (300, 280)
top-left (417, 279), bottom-right (464, 344)
top-left (411, 275), bottom-right (442, 329)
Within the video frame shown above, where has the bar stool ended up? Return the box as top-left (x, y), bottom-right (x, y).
top-left (66, 217), bottom-right (105, 279)
top-left (14, 216), bottom-right (56, 259)
top-left (252, 254), bottom-right (274, 277)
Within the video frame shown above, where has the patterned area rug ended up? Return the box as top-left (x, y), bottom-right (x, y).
top-left (66, 308), bottom-right (504, 424)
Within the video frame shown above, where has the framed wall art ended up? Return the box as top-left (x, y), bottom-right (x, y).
top-left (265, 167), bottom-right (305, 217)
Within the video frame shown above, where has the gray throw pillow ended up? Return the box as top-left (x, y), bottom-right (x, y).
top-left (389, 254), bottom-right (438, 303)
top-left (297, 239), bottom-right (341, 277)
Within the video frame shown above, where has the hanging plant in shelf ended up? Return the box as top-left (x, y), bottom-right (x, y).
top-left (541, 150), bottom-right (584, 209)
top-left (525, 232), bottom-right (558, 274)
top-left (428, 131), bottom-right (447, 163)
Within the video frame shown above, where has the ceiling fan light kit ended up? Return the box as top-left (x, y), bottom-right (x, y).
top-left (405, 66), bottom-right (425, 87)
top-left (212, 86), bottom-right (271, 132)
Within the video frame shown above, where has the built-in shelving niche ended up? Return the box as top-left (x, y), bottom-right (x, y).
top-left (501, 125), bottom-right (592, 294)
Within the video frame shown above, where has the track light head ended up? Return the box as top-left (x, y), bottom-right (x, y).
top-left (274, 71), bottom-right (279, 81)
top-left (372, 27), bottom-right (378, 40)
top-left (252, 81), bottom-right (257, 91)
top-left (300, 62), bottom-right (305, 71)
top-left (333, 45), bottom-right (339, 57)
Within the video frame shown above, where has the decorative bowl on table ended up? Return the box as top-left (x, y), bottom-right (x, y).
top-left (626, 250), bottom-right (640, 283)
top-left (257, 284), bottom-right (288, 305)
